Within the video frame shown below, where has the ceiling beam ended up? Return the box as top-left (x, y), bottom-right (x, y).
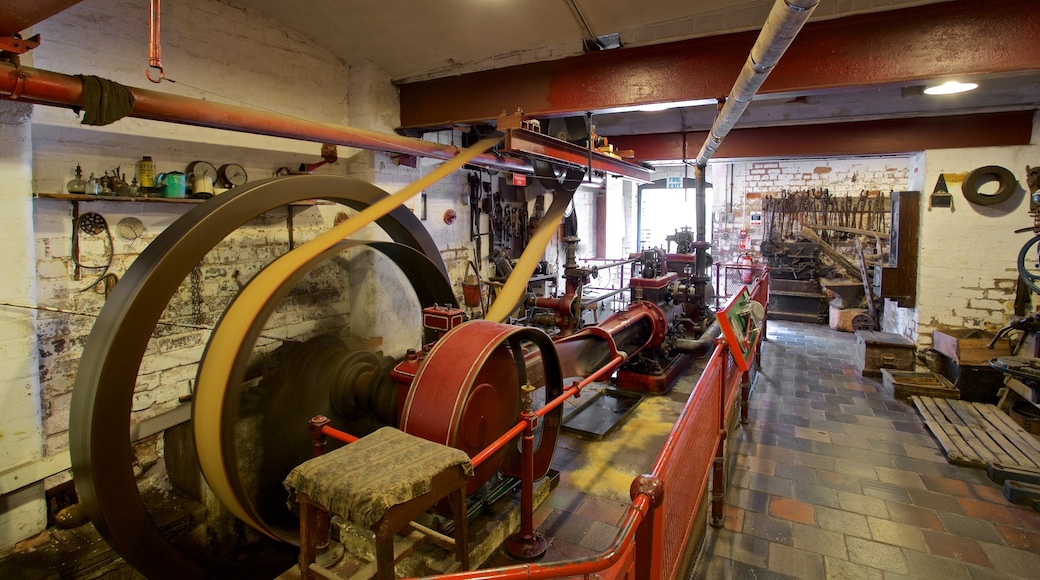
top-left (0, 0), bottom-right (84, 36)
top-left (398, 0), bottom-right (1040, 130)
top-left (607, 111), bottom-right (1036, 162)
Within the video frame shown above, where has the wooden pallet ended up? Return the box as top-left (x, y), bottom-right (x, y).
top-left (911, 396), bottom-right (1040, 470)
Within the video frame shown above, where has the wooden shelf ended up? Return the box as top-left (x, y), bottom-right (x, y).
top-left (35, 192), bottom-right (204, 204)
top-left (34, 192), bottom-right (332, 207)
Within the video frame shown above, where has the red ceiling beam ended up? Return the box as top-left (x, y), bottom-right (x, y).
top-left (0, 0), bottom-right (84, 36)
top-left (607, 111), bottom-right (1036, 162)
top-left (398, 0), bottom-right (1040, 129)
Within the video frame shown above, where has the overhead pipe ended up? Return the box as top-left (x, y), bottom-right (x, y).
top-left (695, 0), bottom-right (820, 167)
top-left (0, 61), bottom-right (529, 173)
top-left (690, 0), bottom-right (818, 294)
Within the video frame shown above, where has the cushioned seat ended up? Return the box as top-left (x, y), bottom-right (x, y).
top-left (285, 426), bottom-right (473, 579)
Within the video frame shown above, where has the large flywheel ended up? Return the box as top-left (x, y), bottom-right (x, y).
top-left (400, 321), bottom-right (564, 493)
top-left (69, 175), bottom-right (457, 579)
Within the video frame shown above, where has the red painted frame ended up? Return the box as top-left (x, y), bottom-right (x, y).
top-left (715, 286), bottom-right (764, 373)
top-left (384, 271), bottom-right (772, 579)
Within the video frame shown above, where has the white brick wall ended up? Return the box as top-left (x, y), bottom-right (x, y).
top-left (2, 0), bottom-right (385, 551)
top-left (891, 112), bottom-right (1040, 347)
top-left (0, 100), bottom-right (46, 549)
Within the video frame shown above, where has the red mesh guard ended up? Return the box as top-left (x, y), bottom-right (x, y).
top-left (657, 350), bottom-right (724, 579)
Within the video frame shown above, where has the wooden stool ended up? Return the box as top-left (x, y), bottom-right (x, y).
top-left (284, 427), bottom-right (472, 580)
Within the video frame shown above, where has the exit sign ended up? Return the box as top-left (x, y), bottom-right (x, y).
top-left (666, 176), bottom-right (682, 189)
top-left (512, 173), bottom-right (527, 186)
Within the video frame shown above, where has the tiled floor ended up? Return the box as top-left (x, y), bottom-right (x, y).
top-left (691, 321), bottom-right (1040, 579)
top-left (6, 320), bottom-right (1040, 579)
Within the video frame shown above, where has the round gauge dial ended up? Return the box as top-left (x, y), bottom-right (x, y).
top-left (116, 217), bottom-right (145, 241)
top-left (217, 163), bottom-right (248, 188)
top-left (186, 160), bottom-right (217, 180)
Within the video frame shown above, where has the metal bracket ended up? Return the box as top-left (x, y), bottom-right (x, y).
top-left (0, 34), bottom-right (41, 55)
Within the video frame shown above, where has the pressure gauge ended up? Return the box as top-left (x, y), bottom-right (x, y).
top-left (217, 163), bottom-right (248, 188)
top-left (186, 160), bottom-right (217, 180)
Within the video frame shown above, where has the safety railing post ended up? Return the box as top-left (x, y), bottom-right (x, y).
top-left (504, 385), bottom-right (548, 561)
top-left (631, 475), bottom-right (664, 579)
top-left (710, 340), bottom-right (728, 528)
top-left (740, 370), bottom-right (751, 425)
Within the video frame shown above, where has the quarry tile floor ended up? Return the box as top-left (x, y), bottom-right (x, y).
top-left (688, 321), bottom-right (1040, 579)
top-left (5, 321), bottom-right (1040, 579)
top-left (482, 320), bottom-right (1040, 578)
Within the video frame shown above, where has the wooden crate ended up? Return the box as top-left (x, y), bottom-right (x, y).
top-left (933, 328), bottom-right (1011, 364)
top-left (855, 329), bottom-right (916, 377)
top-left (881, 369), bottom-right (958, 402)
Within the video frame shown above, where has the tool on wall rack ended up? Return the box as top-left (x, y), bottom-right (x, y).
top-left (275, 144), bottom-right (339, 176)
top-left (71, 211), bottom-right (115, 293)
top-left (929, 174), bottom-right (954, 211)
top-left (763, 189), bottom-right (888, 244)
top-left (962, 165), bottom-right (1018, 207)
top-left (468, 170), bottom-right (493, 263)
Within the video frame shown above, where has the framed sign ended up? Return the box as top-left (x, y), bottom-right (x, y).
top-left (716, 286), bottom-right (764, 372)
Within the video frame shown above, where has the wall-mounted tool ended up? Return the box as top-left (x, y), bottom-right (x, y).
top-left (71, 212), bottom-right (114, 293)
top-left (929, 174), bottom-right (954, 211)
top-left (962, 165), bottom-right (1018, 206)
top-left (275, 143), bottom-right (338, 176)
top-left (116, 217), bottom-right (145, 242)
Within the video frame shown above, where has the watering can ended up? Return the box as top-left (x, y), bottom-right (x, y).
top-left (155, 171), bottom-right (186, 198)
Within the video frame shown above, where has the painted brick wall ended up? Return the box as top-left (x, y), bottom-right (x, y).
top-left (890, 113), bottom-right (1040, 347)
top-left (2, 0), bottom-right (380, 551)
top-left (0, 100), bottom-right (47, 551)
top-left (716, 157), bottom-right (910, 293)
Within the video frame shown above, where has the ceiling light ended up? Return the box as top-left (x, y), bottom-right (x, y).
top-left (604, 98), bottom-right (719, 114)
top-left (923, 80), bottom-right (979, 95)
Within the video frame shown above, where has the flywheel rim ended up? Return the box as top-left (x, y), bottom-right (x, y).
top-left (201, 239), bottom-right (457, 542)
top-left (69, 175), bottom-right (452, 579)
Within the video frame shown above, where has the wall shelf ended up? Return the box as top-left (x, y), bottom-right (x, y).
top-left (34, 192), bottom-right (331, 207)
top-left (35, 192), bottom-right (205, 204)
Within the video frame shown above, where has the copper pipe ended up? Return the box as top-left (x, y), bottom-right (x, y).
top-left (0, 61), bottom-right (529, 173)
top-left (146, 0), bottom-right (164, 82)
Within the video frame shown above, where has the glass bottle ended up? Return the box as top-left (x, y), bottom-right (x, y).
top-left (85, 172), bottom-right (99, 195)
top-left (67, 164), bottom-right (87, 194)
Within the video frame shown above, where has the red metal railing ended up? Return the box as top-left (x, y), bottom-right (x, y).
top-left (387, 270), bottom-right (771, 579)
top-left (713, 261), bottom-right (769, 310)
top-left (317, 273), bottom-right (769, 578)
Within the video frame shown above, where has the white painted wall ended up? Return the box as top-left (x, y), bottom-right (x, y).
top-left (0, 100), bottom-right (47, 552)
top-left (890, 112), bottom-right (1040, 347)
top-left (1, 0), bottom-right (388, 552)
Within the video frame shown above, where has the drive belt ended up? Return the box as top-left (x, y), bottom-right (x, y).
top-left (485, 185), bottom-right (576, 322)
top-left (193, 137), bottom-right (501, 536)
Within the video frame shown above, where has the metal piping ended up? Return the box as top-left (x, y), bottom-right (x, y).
top-left (695, 0), bottom-right (820, 167)
top-left (674, 320), bottom-right (722, 356)
top-left (0, 61), bottom-right (529, 173)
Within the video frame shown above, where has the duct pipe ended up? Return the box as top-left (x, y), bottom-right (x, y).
top-left (695, 0), bottom-right (820, 167)
top-left (0, 61), bottom-right (529, 173)
top-left (694, 164), bottom-right (708, 258)
top-left (673, 320), bottom-right (722, 356)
